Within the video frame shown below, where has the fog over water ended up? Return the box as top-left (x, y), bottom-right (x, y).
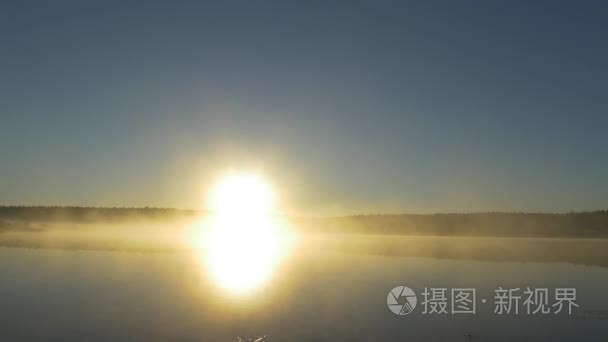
top-left (0, 214), bottom-right (606, 341)
top-left (1, 239), bottom-right (607, 341)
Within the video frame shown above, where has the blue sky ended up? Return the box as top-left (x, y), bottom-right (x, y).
top-left (1, 1), bottom-right (607, 215)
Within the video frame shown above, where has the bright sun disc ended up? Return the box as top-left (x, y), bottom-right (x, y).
top-left (208, 172), bottom-right (276, 216)
top-left (190, 171), bottom-right (295, 295)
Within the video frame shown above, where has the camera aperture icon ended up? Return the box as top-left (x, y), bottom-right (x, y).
top-left (387, 286), bottom-right (417, 315)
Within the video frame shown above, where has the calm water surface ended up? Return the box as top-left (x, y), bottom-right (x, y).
top-left (0, 238), bottom-right (607, 341)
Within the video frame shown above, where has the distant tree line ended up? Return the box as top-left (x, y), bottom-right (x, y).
top-left (0, 206), bottom-right (199, 223)
top-left (2, 206), bottom-right (608, 238)
top-left (295, 210), bottom-right (608, 238)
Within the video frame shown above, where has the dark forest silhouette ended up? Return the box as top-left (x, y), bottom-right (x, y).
top-left (1, 206), bottom-right (608, 238)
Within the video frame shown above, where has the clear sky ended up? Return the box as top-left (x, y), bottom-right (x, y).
top-left (1, 1), bottom-right (607, 215)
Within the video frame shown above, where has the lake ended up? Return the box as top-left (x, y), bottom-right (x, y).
top-left (0, 234), bottom-right (607, 341)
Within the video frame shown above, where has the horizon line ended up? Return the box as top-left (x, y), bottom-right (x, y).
top-left (0, 205), bottom-right (606, 218)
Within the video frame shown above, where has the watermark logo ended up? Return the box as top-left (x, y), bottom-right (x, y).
top-left (386, 286), bottom-right (578, 316)
top-left (387, 286), bottom-right (417, 315)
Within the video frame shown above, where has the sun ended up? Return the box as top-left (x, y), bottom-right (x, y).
top-left (190, 171), bottom-right (295, 295)
top-left (207, 172), bottom-right (277, 216)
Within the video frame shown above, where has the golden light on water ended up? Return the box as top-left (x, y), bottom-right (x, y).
top-left (190, 172), bottom-right (295, 294)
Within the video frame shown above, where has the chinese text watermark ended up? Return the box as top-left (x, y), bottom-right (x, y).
top-left (387, 286), bottom-right (578, 316)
